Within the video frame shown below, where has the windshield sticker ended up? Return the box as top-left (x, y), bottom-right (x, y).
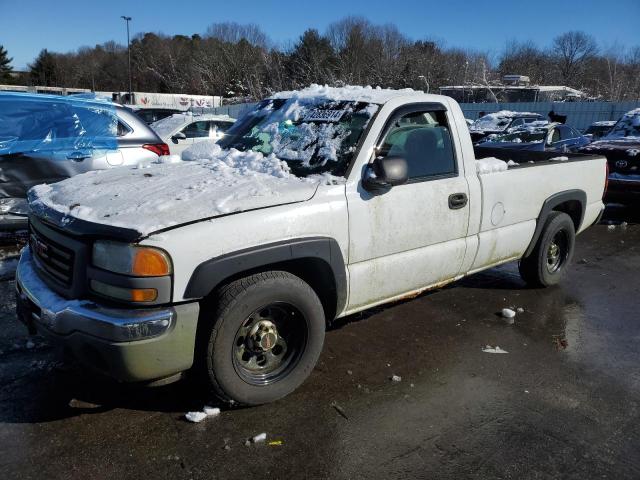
top-left (302, 109), bottom-right (345, 123)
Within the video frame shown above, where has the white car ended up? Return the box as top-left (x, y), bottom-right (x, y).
top-left (150, 113), bottom-right (235, 155)
top-left (17, 86), bottom-right (607, 407)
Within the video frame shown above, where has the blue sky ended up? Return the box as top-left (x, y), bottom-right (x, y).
top-left (1, 0), bottom-right (639, 70)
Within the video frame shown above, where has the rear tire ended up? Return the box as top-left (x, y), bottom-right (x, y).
top-left (196, 271), bottom-right (325, 406)
top-left (519, 211), bottom-right (575, 287)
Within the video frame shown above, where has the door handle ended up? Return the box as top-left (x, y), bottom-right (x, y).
top-left (66, 150), bottom-right (91, 161)
top-left (448, 192), bottom-right (468, 210)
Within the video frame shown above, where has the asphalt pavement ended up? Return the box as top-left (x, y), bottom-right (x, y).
top-left (0, 206), bottom-right (638, 479)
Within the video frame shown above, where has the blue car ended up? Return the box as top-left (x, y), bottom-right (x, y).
top-left (476, 122), bottom-right (591, 152)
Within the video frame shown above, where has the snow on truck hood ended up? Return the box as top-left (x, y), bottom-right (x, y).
top-left (29, 141), bottom-right (322, 236)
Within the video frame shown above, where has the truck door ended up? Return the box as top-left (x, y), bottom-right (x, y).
top-left (346, 105), bottom-right (470, 310)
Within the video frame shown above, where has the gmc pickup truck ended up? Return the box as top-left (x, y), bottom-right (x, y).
top-left (15, 86), bottom-right (607, 406)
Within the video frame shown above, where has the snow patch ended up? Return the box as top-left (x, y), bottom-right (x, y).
top-left (476, 157), bottom-right (508, 174)
top-left (185, 411), bottom-right (207, 423)
top-left (29, 141), bottom-right (321, 236)
top-left (482, 346), bottom-right (509, 354)
top-left (272, 84), bottom-right (416, 105)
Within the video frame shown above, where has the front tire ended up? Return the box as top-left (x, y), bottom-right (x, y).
top-left (519, 211), bottom-right (576, 287)
top-left (197, 271), bottom-right (325, 406)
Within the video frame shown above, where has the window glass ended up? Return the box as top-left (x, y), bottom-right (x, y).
top-left (182, 121), bottom-right (210, 138)
top-left (377, 110), bottom-right (456, 180)
top-left (557, 125), bottom-right (574, 141)
top-left (510, 118), bottom-right (524, 128)
top-left (550, 128), bottom-right (561, 143)
top-left (212, 121), bottom-right (233, 133)
top-left (116, 121), bottom-right (130, 137)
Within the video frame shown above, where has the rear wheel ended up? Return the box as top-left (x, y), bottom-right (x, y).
top-left (519, 211), bottom-right (576, 287)
top-left (197, 271), bottom-right (325, 406)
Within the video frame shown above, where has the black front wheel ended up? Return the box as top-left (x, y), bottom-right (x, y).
top-left (197, 271), bottom-right (325, 406)
top-left (519, 211), bottom-right (576, 287)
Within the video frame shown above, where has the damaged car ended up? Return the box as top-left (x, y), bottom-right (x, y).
top-left (476, 122), bottom-right (591, 153)
top-left (0, 93), bottom-right (169, 231)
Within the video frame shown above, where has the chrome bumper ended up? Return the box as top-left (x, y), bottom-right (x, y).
top-left (16, 248), bottom-right (173, 342)
top-left (15, 248), bottom-right (200, 383)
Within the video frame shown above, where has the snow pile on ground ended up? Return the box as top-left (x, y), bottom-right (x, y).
top-left (157, 154), bottom-right (182, 164)
top-left (476, 157), bottom-right (509, 174)
top-left (185, 405), bottom-right (221, 423)
top-left (272, 84), bottom-right (416, 105)
top-left (482, 345), bottom-right (509, 354)
top-left (470, 111), bottom-right (539, 132)
top-left (30, 141), bottom-right (321, 235)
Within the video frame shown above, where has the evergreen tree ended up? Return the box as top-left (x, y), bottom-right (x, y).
top-left (0, 45), bottom-right (13, 81)
top-left (29, 49), bottom-right (57, 86)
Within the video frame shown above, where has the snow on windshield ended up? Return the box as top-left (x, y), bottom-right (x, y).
top-left (469, 110), bottom-right (540, 133)
top-left (219, 86), bottom-right (382, 177)
top-left (605, 108), bottom-right (640, 141)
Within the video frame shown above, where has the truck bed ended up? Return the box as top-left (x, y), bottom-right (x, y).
top-left (474, 145), bottom-right (604, 166)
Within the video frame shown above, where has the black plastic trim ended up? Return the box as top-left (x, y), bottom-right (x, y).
top-left (184, 237), bottom-right (347, 317)
top-left (87, 266), bottom-right (172, 305)
top-left (523, 189), bottom-right (587, 258)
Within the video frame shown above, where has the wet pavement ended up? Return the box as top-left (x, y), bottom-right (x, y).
top-left (0, 207), bottom-right (639, 479)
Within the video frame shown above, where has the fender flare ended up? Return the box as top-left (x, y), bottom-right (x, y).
top-left (183, 237), bottom-right (347, 316)
top-left (523, 189), bottom-right (586, 258)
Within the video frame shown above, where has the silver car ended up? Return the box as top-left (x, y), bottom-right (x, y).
top-left (0, 99), bottom-right (168, 231)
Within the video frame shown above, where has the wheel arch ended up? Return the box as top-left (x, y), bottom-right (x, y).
top-left (184, 237), bottom-right (347, 322)
top-left (524, 190), bottom-right (586, 258)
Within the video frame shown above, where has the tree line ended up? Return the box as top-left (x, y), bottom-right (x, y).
top-left (5, 17), bottom-right (640, 102)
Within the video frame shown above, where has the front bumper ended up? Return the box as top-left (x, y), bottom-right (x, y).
top-left (15, 248), bottom-right (200, 383)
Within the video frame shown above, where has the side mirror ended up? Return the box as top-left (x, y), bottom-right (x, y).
top-left (362, 156), bottom-right (408, 193)
top-left (171, 132), bottom-right (187, 142)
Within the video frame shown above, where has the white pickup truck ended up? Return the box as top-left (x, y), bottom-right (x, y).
top-left (16, 86), bottom-right (607, 406)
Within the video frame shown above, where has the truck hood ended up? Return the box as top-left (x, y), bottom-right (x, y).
top-left (28, 149), bottom-right (323, 239)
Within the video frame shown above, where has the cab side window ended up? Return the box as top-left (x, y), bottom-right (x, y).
top-left (182, 121), bottom-right (210, 138)
top-left (377, 110), bottom-right (457, 180)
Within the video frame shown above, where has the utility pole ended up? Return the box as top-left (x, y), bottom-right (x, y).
top-left (121, 16), bottom-right (132, 103)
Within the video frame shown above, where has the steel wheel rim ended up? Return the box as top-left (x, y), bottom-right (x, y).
top-left (546, 230), bottom-right (569, 273)
top-left (232, 302), bottom-right (307, 386)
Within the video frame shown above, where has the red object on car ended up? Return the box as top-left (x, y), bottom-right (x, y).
top-left (142, 143), bottom-right (170, 157)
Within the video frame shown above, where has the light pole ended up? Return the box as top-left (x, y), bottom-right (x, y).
top-left (121, 15), bottom-right (132, 103)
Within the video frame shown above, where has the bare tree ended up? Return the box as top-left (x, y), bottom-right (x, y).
top-left (552, 31), bottom-right (597, 85)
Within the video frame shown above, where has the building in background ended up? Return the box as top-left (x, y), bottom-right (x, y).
top-left (440, 75), bottom-right (585, 103)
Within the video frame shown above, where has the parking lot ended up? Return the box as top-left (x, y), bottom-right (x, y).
top-left (0, 206), bottom-right (638, 480)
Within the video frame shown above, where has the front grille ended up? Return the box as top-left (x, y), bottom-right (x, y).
top-left (30, 225), bottom-right (75, 286)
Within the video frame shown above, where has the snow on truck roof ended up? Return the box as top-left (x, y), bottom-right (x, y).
top-left (271, 84), bottom-right (427, 104)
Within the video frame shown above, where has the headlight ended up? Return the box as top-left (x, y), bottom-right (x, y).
top-left (92, 241), bottom-right (172, 277)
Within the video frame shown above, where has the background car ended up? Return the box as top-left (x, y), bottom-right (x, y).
top-left (0, 94), bottom-right (169, 231)
top-left (476, 122), bottom-right (591, 152)
top-left (151, 113), bottom-right (236, 155)
top-left (580, 108), bottom-right (640, 204)
top-left (584, 120), bottom-right (616, 140)
top-left (131, 107), bottom-right (182, 125)
top-left (468, 110), bottom-right (542, 142)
